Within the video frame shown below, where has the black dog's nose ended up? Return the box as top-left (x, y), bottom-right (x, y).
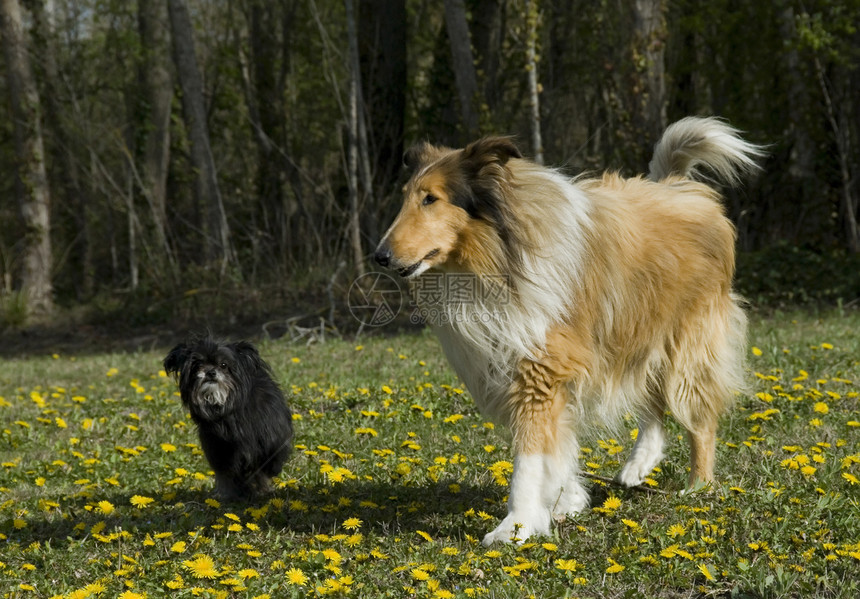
top-left (374, 243), bottom-right (392, 267)
top-left (204, 369), bottom-right (217, 380)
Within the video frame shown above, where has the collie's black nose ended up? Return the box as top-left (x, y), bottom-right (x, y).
top-left (374, 244), bottom-right (392, 267)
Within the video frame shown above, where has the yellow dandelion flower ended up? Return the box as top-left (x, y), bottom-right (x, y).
top-left (555, 559), bottom-right (580, 572)
top-left (751, 347), bottom-right (763, 356)
top-left (171, 541), bottom-right (187, 553)
top-left (667, 524), bottom-right (687, 538)
top-left (97, 500), bottom-right (115, 515)
top-left (416, 530), bottom-right (434, 542)
top-left (160, 443), bottom-right (176, 452)
top-left (842, 473), bottom-right (859, 485)
top-left (130, 495), bottom-right (154, 508)
top-left (603, 496), bottom-right (622, 511)
top-left (342, 517), bottom-right (362, 530)
top-left (605, 558), bottom-right (625, 573)
top-left (411, 569), bottom-right (430, 581)
top-left (285, 568), bottom-right (308, 586)
top-left (699, 563), bottom-right (716, 581)
top-left (118, 592), bottom-right (145, 599)
top-left (183, 554), bottom-right (219, 579)
top-left (238, 569), bottom-right (259, 579)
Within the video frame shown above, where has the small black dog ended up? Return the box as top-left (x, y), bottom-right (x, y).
top-left (163, 336), bottom-right (293, 500)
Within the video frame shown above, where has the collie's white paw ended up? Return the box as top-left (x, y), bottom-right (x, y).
top-left (481, 512), bottom-right (551, 546)
top-left (615, 464), bottom-right (650, 488)
top-left (551, 484), bottom-right (590, 520)
top-left (616, 450), bottom-right (662, 487)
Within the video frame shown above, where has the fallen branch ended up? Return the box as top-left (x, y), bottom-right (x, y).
top-left (586, 473), bottom-right (671, 496)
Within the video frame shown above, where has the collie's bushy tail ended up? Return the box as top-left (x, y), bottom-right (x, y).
top-left (648, 117), bottom-right (765, 184)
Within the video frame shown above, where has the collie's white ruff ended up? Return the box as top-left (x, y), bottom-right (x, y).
top-left (376, 117), bottom-right (763, 545)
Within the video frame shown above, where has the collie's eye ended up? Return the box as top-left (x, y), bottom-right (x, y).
top-left (422, 194), bottom-right (437, 206)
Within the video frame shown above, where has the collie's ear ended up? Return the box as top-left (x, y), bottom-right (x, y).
top-left (163, 343), bottom-right (190, 377)
top-left (403, 141), bottom-right (435, 170)
top-left (462, 137), bottom-right (522, 172)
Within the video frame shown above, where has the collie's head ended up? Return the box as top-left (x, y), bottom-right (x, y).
top-left (374, 137), bottom-right (522, 278)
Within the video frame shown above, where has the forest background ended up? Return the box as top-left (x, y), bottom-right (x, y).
top-left (2, 0), bottom-right (859, 332)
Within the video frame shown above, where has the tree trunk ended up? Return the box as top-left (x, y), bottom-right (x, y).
top-left (525, 0), bottom-right (543, 164)
top-left (471, 0), bottom-right (503, 112)
top-left (443, 0), bottom-right (481, 139)
top-left (345, 0), bottom-right (367, 277)
top-left (138, 0), bottom-right (176, 276)
top-left (814, 58), bottom-right (859, 253)
top-left (28, 0), bottom-right (94, 299)
top-left (1, 0), bottom-right (54, 315)
top-left (358, 0), bottom-right (406, 211)
top-left (248, 0), bottom-right (288, 256)
top-left (167, 0), bottom-right (234, 271)
top-left (630, 0), bottom-right (667, 163)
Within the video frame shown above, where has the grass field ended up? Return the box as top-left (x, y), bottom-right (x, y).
top-left (1, 308), bottom-right (858, 598)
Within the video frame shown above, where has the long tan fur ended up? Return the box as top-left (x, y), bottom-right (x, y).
top-left (375, 117), bottom-right (763, 545)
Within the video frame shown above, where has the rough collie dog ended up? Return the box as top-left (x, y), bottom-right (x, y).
top-left (374, 117), bottom-right (763, 545)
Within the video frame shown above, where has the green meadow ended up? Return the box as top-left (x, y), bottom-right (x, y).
top-left (0, 309), bottom-right (858, 598)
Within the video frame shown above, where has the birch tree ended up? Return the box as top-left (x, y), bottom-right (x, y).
top-left (167, 0), bottom-right (234, 270)
top-left (345, 0), bottom-right (367, 277)
top-left (1, 0), bottom-right (54, 315)
top-left (443, 0), bottom-right (481, 139)
top-left (138, 0), bottom-right (176, 275)
top-left (631, 0), bottom-right (667, 153)
top-left (525, 0), bottom-right (543, 164)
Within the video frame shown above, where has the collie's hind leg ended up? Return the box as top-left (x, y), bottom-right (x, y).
top-left (687, 424), bottom-right (717, 485)
top-left (616, 398), bottom-right (666, 487)
top-left (670, 300), bottom-right (746, 487)
top-left (667, 378), bottom-right (722, 487)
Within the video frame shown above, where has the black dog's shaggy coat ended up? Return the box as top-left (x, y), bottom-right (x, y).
top-left (163, 336), bottom-right (293, 500)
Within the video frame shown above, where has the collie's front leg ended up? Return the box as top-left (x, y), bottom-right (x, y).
top-left (482, 454), bottom-right (553, 545)
top-left (482, 359), bottom-right (583, 545)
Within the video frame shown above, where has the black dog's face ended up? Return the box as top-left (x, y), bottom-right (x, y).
top-left (164, 337), bottom-right (261, 422)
